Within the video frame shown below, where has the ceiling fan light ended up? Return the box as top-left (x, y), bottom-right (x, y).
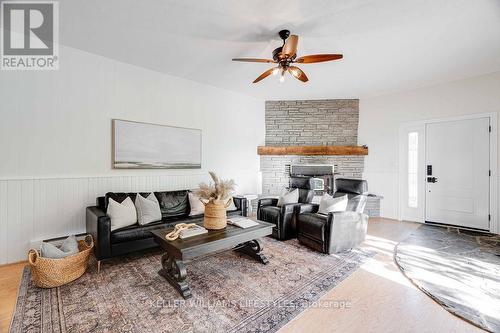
top-left (279, 74), bottom-right (285, 83)
top-left (272, 68), bottom-right (279, 76)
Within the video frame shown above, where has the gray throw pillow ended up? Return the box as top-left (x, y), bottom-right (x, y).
top-left (40, 235), bottom-right (79, 259)
top-left (60, 235), bottom-right (79, 253)
top-left (135, 193), bottom-right (162, 225)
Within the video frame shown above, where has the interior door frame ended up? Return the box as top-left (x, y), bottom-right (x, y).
top-left (398, 112), bottom-right (498, 234)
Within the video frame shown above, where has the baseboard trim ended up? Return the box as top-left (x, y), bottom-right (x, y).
top-left (424, 221), bottom-right (492, 234)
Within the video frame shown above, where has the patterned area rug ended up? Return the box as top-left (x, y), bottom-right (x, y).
top-left (394, 225), bottom-right (500, 332)
top-left (10, 237), bottom-right (374, 333)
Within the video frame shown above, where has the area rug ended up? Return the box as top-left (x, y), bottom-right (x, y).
top-left (394, 224), bottom-right (500, 332)
top-left (10, 238), bottom-right (374, 333)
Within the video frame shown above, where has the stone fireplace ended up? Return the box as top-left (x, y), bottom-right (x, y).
top-left (260, 99), bottom-right (364, 195)
top-left (259, 99), bottom-right (381, 216)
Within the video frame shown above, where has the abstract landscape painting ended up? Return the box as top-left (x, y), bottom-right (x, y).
top-left (113, 119), bottom-right (201, 169)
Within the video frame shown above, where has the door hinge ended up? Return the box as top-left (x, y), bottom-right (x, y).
top-left (489, 170), bottom-right (491, 177)
top-left (489, 125), bottom-right (492, 132)
top-left (488, 214), bottom-right (491, 221)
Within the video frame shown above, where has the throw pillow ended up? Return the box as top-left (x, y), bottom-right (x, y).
top-left (226, 197), bottom-right (237, 211)
top-left (40, 235), bottom-right (79, 259)
top-left (60, 235), bottom-right (79, 254)
top-left (318, 193), bottom-right (348, 215)
top-left (107, 197), bottom-right (137, 231)
top-left (135, 193), bottom-right (162, 225)
top-left (277, 188), bottom-right (299, 206)
top-left (188, 192), bottom-right (205, 216)
top-left (311, 195), bottom-right (322, 205)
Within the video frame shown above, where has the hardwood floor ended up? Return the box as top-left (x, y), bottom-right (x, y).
top-left (281, 218), bottom-right (483, 333)
top-left (0, 218), bottom-right (483, 332)
top-left (0, 261), bottom-right (25, 333)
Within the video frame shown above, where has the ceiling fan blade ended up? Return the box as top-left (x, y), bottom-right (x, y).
top-left (288, 66), bottom-right (309, 82)
top-left (253, 67), bottom-right (276, 83)
top-left (232, 58), bottom-right (275, 63)
top-left (295, 54), bottom-right (343, 63)
top-left (282, 35), bottom-right (299, 57)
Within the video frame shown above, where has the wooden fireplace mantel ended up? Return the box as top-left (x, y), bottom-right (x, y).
top-left (257, 145), bottom-right (368, 156)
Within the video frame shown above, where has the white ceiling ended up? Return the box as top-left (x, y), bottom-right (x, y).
top-left (61, 0), bottom-right (500, 100)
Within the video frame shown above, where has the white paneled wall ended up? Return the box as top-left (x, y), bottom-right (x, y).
top-left (0, 174), bottom-right (205, 264)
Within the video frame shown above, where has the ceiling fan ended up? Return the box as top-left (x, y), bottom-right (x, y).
top-left (232, 29), bottom-right (343, 84)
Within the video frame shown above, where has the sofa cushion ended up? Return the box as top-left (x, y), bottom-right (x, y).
top-left (110, 220), bottom-right (166, 244)
top-left (154, 190), bottom-right (189, 218)
top-left (297, 213), bottom-right (328, 242)
top-left (160, 215), bottom-right (192, 224)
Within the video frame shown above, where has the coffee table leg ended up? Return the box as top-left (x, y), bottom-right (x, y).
top-left (158, 253), bottom-right (192, 299)
top-left (235, 239), bottom-right (269, 264)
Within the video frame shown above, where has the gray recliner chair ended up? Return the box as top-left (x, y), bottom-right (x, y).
top-left (295, 178), bottom-right (369, 254)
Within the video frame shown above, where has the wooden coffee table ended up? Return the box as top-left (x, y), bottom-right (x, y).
top-left (151, 220), bottom-right (273, 299)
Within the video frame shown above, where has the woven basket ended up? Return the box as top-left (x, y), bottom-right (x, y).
top-left (28, 235), bottom-right (93, 288)
top-left (203, 200), bottom-right (229, 230)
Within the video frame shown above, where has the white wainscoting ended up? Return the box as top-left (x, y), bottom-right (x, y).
top-left (0, 174), bottom-right (206, 264)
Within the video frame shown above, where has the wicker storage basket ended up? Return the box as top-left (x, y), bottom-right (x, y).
top-left (203, 200), bottom-right (228, 230)
top-left (28, 235), bottom-right (93, 288)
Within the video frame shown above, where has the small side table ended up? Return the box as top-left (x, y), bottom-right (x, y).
top-left (236, 194), bottom-right (259, 216)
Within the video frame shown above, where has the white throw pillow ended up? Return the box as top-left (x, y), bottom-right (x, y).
top-left (318, 193), bottom-right (348, 215)
top-left (135, 193), bottom-right (162, 225)
top-left (311, 195), bottom-right (322, 205)
top-left (107, 197), bottom-right (137, 231)
top-left (226, 197), bottom-right (237, 211)
top-left (277, 188), bottom-right (299, 206)
top-left (188, 192), bottom-right (205, 216)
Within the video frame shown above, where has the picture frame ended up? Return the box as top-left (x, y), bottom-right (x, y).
top-left (112, 119), bottom-right (202, 169)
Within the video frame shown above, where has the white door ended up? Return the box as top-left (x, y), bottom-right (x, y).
top-left (425, 118), bottom-right (490, 230)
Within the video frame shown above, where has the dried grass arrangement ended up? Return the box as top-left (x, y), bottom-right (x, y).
top-left (195, 172), bottom-right (236, 230)
top-left (195, 171), bottom-right (236, 203)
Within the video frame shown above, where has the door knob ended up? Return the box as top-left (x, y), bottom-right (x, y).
top-left (427, 177), bottom-right (438, 183)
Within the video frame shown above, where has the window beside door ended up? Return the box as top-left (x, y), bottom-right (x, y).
top-left (408, 132), bottom-right (418, 208)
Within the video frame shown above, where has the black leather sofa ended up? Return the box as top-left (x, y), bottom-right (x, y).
top-left (296, 178), bottom-right (369, 254)
top-left (86, 190), bottom-right (247, 268)
top-left (256, 177), bottom-right (315, 240)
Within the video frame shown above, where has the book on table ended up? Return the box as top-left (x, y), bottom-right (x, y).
top-left (227, 217), bottom-right (259, 229)
top-left (179, 225), bottom-right (208, 239)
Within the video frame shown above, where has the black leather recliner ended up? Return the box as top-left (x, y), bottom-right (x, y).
top-left (296, 178), bottom-right (369, 254)
top-left (257, 177), bottom-right (315, 240)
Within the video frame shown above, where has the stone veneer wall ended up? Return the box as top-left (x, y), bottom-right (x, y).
top-left (261, 99), bottom-right (364, 196)
top-left (265, 99), bottom-right (359, 146)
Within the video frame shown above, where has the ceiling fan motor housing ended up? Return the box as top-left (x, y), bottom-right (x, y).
top-left (278, 29), bottom-right (290, 40)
